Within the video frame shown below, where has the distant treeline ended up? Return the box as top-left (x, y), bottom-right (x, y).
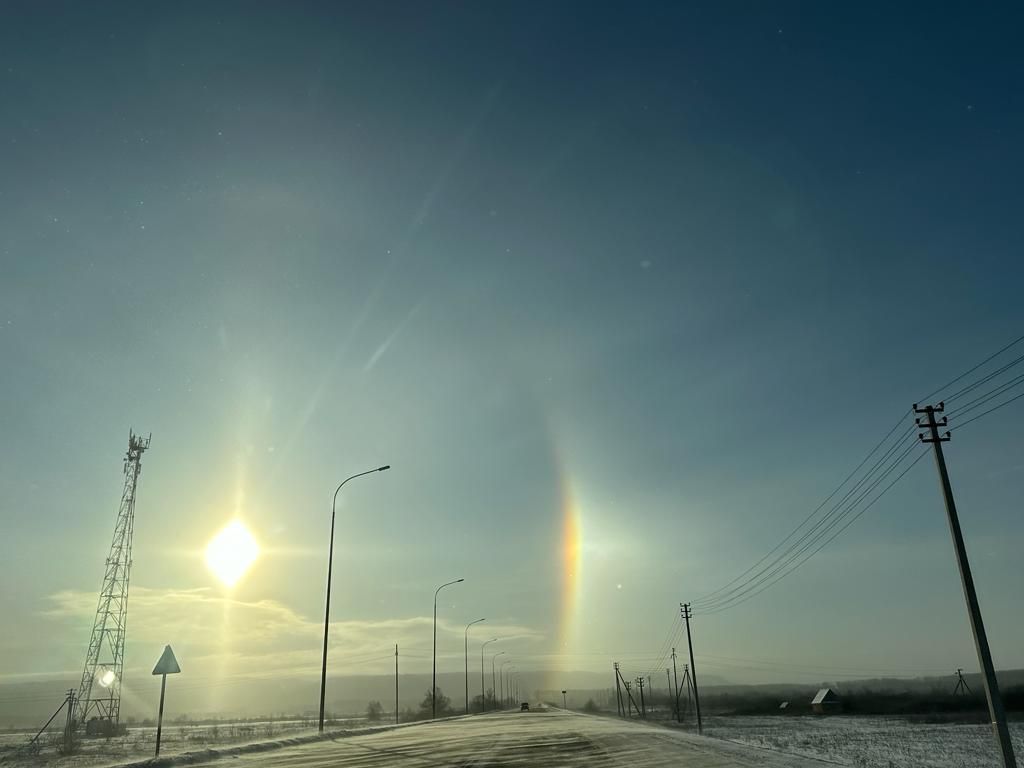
top-left (704, 686), bottom-right (1024, 718)
top-left (570, 684), bottom-right (1024, 721)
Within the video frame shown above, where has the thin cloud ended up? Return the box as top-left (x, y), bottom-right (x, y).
top-left (43, 588), bottom-right (543, 680)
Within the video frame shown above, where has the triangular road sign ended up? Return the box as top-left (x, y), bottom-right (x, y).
top-left (152, 645), bottom-right (181, 675)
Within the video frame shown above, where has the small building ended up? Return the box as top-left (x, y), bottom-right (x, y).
top-left (811, 687), bottom-right (841, 714)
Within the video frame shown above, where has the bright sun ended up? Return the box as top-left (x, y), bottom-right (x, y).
top-left (205, 520), bottom-right (260, 587)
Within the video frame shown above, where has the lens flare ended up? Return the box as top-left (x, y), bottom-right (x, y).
top-left (98, 669), bottom-right (116, 688)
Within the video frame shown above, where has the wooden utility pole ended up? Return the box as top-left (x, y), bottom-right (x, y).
top-left (672, 648), bottom-right (681, 722)
top-left (395, 644), bottom-right (399, 724)
top-left (682, 664), bottom-right (693, 718)
top-left (29, 691), bottom-right (74, 752)
top-left (62, 690), bottom-right (75, 754)
top-left (636, 677), bottom-right (646, 718)
top-left (915, 403), bottom-right (1016, 768)
top-left (665, 669), bottom-right (673, 716)
top-left (613, 663), bottom-right (624, 717)
top-left (681, 603), bottom-right (703, 734)
top-left (617, 666), bottom-right (640, 717)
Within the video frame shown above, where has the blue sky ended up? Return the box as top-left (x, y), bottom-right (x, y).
top-left (1, 1), bottom-right (1023, 706)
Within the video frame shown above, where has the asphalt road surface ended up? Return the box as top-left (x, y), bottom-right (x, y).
top-left (222, 709), bottom-right (828, 767)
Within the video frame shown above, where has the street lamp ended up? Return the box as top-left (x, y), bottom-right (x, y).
top-left (491, 651), bottom-right (505, 711)
top-left (464, 618), bottom-right (486, 714)
top-left (319, 465), bottom-right (391, 733)
top-left (432, 578), bottom-right (464, 719)
top-left (500, 660), bottom-right (512, 709)
top-left (481, 638), bottom-right (498, 712)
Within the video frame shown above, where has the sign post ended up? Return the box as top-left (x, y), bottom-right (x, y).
top-left (151, 645), bottom-right (181, 757)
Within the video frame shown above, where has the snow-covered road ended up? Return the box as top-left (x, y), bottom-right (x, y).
top-left (218, 709), bottom-right (830, 767)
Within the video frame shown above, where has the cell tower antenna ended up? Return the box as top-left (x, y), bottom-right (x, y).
top-left (74, 430), bottom-right (151, 732)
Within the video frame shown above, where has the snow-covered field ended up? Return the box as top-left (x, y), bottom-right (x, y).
top-left (0, 710), bottom-right (822, 768)
top-left (704, 714), bottom-right (1024, 767)
top-left (3, 710), bottom-right (1023, 767)
top-left (0, 717), bottom-right (360, 766)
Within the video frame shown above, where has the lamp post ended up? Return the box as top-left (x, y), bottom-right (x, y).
top-left (464, 619), bottom-right (485, 714)
top-left (491, 651), bottom-right (505, 711)
top-left (481, 638), bottom-right (497, 711)
top-left (500, 660), bottom-right (512, 709)
top-left (319, 465), bottom-right (391, 733)
top-left (432, 578), bottom-right (464, 719)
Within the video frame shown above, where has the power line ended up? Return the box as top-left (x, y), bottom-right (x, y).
top-left (948, 374), bottom-right (1024, 422)
top-left (692, 428), bottom-right (917, 610)
top-left (688, 332), bottom-right (1024, 617)
top-left (944, 352), bottom-right (1024, 404)
top-left (700, 446), bottom-right (928, 615)
top-left (690, 412), bottom-right (911, 609)
top-left (640, 334), bottom-right (1024, 659)
top-left (642, 615), bottom-right (684, 681)
top-left (952, 389), bottom-right (1024, 432)
top-left (696, 438), bottom-right (924, 613)
top-left (698, 440), bottom-right (925, 613)
top-left (917, 333), bottom-right (1024, 404)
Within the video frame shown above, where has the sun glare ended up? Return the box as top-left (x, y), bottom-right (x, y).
top-left (205, 520), bottom-right (260, 587)
top-left (98, 669), bottom-right (116, 688)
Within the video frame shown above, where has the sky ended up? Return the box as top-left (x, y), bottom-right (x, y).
top-left (2, 1), bottom-right (1024, 718)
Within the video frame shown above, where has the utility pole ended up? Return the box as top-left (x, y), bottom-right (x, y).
top-left (636, 677), bottom-right (646, 718)
top-left (63, 690), bottom-right (75, 754)
top-left (915, 402), bottom-right (1016, 768)
top-left (618, 667), bottom-right (640, 717)
top-left (665, 669), bottom-right (672, 715)
top-left (29, 691), bottom-right (74, 752)
top-left (671, 648), bottom-right (681, 723)
top-left (395, 644), bottom-right (399, 724)
top-left (681, 603), bottom-right (703, 734)
top-left (613, 663), bottom-right (624, 717)
top-left (682, 664), bottom-right (692, 718)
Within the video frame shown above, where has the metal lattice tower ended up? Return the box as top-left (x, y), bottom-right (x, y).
top-left (74, 430), bottom-right (151, 728)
